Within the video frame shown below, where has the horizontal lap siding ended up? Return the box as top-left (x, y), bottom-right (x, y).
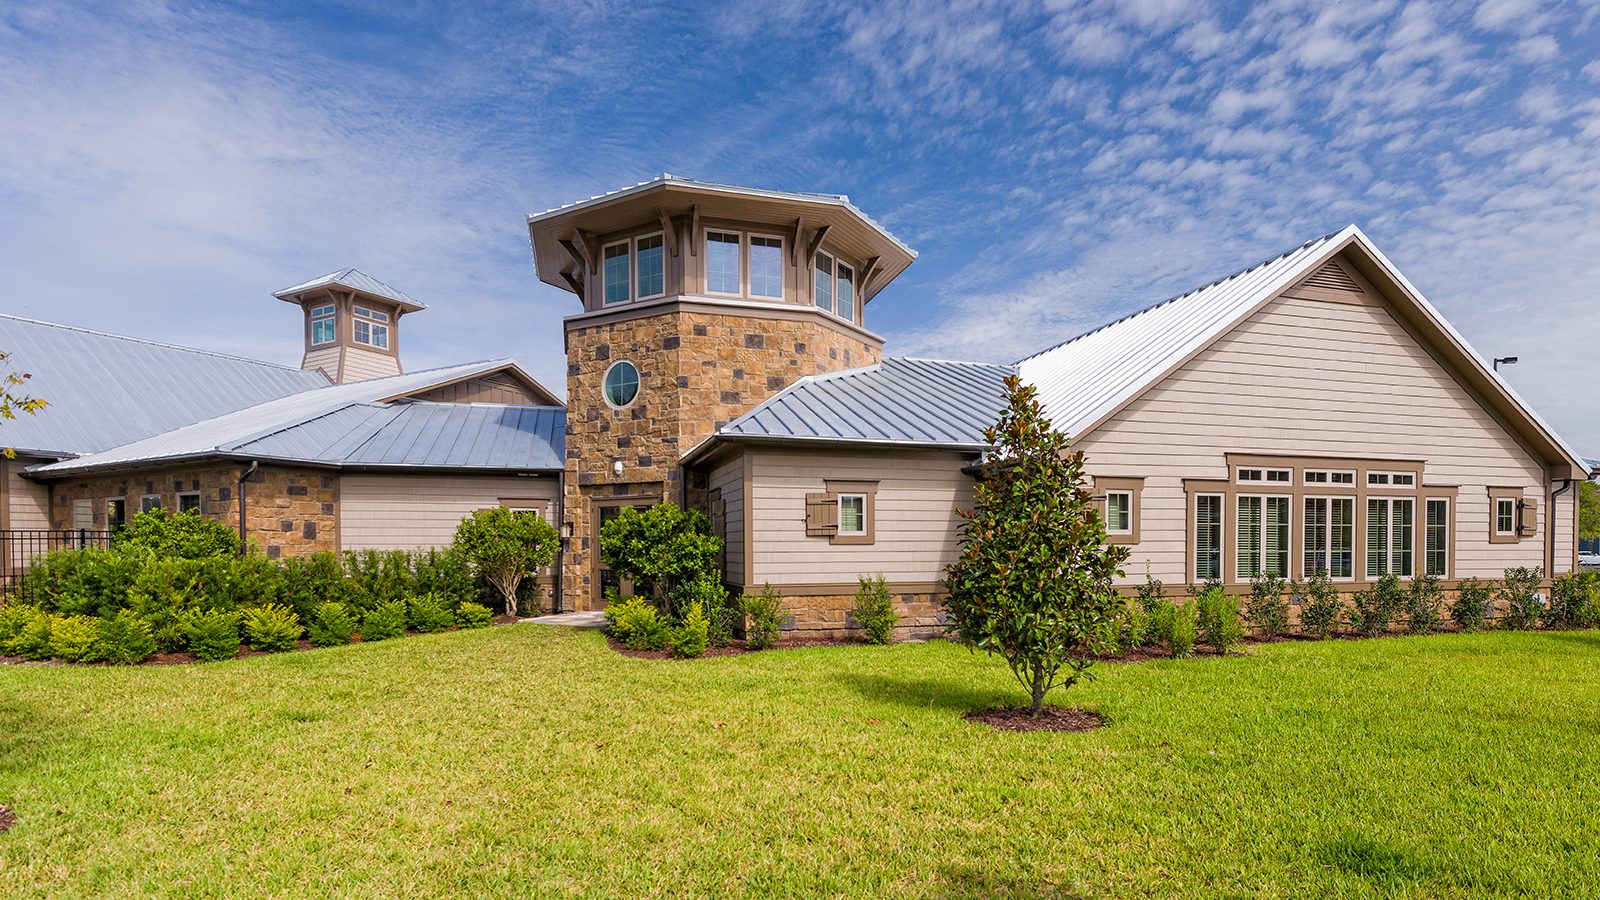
top-left (340, 474), bottom-right (559, 552)
top-left (751, 450), bottom-right (973, 586)
top-left (1078, 293), bottom-right (1552, 586)
top-left (343, 348), bottom-right (399, 382)
top-left (8, 469), bottom-right (49, 530)
top-left (709, 457), bottom-right (744, 586)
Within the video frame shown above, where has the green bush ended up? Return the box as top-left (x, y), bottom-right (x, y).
top-left (1151, 599), bottom-right (1195, 659)
top-left (1298, 569), bottom-right (1343, 639)
top-left (183, 609), bottom-right (241, 662)
top-left (1195, 584), bottom-right (1244, 654)
top-left (243, 603), bottom-right (302, 652)
top-left (1349, 573), bottom-right (1404, 635)
top-left (598, 503), bottom-right (721, 602)
top-left (49, 614), bottom-right (105, 662)
top-left (606, 595), bottom-right (668, 651)
top-left (740, 583), bottom-right (786, 650)
top-left (669, 600), bottom-right (710, 658)
top-left (25, 547), bottom-right (144, 618)
top-left (1546, 571), bottom-right (1599, 628)
top-left (278, 552), bottom-right (346, 624)
top-left (410, 546), bottom-right (479, 609)
top-left (114, 508), bottom-right (241, 559)
top-left (1451, 577), bottom-right (1493, 632)
top-left (3, 606), bottom-right (53, 659)
top-left (307, 602), bottom-right (357, 647)
top-left (97, 610), bottom-right (156, 665)
top-left (1405, 574), bottom-right (1445, 634)
top-left (1134, 564), bottom-right (1163, 613)
top-left (669, 571), bottom-right (734, 646)
top-left (1247, 570), bottom-right (1289, 639)
top-left (851, 574), bottom-right (898, 645)
top-left (0, 603), bottom-right (43, 652)
top-left (454, 602), bottom-right (493, 629)
top-left (454, 508), bottom-right (560, 618)
top-left (1498, 567), bottom-right (1544, 630)
top-left (407, 592), bottom-right (454, 633)
top-left (1108, 594), bottom-right (1150, 653)
top-left (361, 600), bottom-right (407, 641)
top-left (344, 549), bottom-right (411, 609)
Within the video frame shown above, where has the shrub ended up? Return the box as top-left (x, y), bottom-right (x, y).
top-left (307, 602), bottom-right (357, 647)
top-left (1247, 570), bottom-right (1289, 639)
top-left (1195, 584), bottom-right (1244, 654)
top-left (851, 574), bottom-right (898, 645)
top-left (114, 508), bottom-right (241, 559)
top-left (1108, 594), bottom-right (1150, 653)
top-left (49, 614), bottom-right (105, 662)
top-left (1349, 573), bottom-right (1404, 635)
top-left (97, 609), bottom-right (155, 665)
top-left (1498, 567), bottom-right (1544, 630)
top-left (1451, 577), bottom-right (1493, 632)
top-left (1299, 569), bottom-right (1343, 639)
top-left (599, 503), bottom-right (722, 602)
top-left (454, 508), bottom-right (560, 617)
top-left (344, 549), bottom-right (411, 608)
top-left (670, 571), bottom-right (733, 645)
top-left (1405, 574), bottom-right (1445, 634)
top-left (278, 552), bottom-right (347, 624)
top-left (606, 595), bottom-right (668, 651)
top-left (361, 600), bottom-right (407, 641)
top-left (5, 606), bottom-right (54, 660)
top-left (740, 583), bottom-right (787, 651)
top-left (183, 609), bottom-right (240, 662)
top-left (407, 592), bottom-right (454, 633)
top-left (0, 603), bottom-right (43, 652)
top-left (669, 600), bottom-right (709, 658)
top-left (410, 546), bottom-right (478, 609)
top-left (1546, 571), bottom-right (1599, 629)
top-left (1151, 599), bottom-right (1195, 659)
top-left (454, 602), bottom-right (493, 629)
top-left (243, 603), bottom-right (302, 652)
top-left (25, 547), bottom-right (144, 618)
top-left (1134, 563), bottom-right (1163, 613)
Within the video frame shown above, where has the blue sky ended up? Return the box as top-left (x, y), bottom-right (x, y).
top-left (3, 0), bottom-right (1599, 449)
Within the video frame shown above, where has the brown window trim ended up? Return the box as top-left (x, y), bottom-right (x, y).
top-left (1093, 476), bottom-right (1144, 545)
top-left (1183, 454), bottom-right (1458, 587)
top-left (824, 479), bottom-right (879, 546)
top-left (1486, 487), bottom-right (1529, 544)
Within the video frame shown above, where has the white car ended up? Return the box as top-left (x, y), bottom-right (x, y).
top-left (1579, 552), bottom-right (1600, 570)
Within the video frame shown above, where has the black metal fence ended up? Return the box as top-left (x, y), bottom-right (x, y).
top-left (0, 529), bottom-right (113, 602)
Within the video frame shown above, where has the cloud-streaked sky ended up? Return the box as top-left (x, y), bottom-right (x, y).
top-left (3, 1), bottom-right (1599, 449)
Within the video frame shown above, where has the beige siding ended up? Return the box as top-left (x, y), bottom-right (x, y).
top-left (1077, 291), bottom-right (1557, 586)
top-left (301, 345), bottom-right (340, 377)
top-left (343, 347), bottom-right (401, 382)
top-left (340, 473), bottom-right (559, 552)
top-left (750, 449), bottom-right (973, 587)
top-left (709, 455), bottom-right (745, 585)
top-left (9, 468), bottom-right (49, 530)
top-left (1553, 486), bottom-right (1575, 575)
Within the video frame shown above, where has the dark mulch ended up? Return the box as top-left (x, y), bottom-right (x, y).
top-left (606, 634), bottom-right (873, 659)
top-left (0, 804), bottom-right (16, 834)
top-left (965, 705), bottom-right (1106, 733)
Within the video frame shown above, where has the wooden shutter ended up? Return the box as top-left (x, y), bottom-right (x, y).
top-left (805, 492), bottom-right (838, 536)
top-left (1518, 499), bottom-right (1537, 536)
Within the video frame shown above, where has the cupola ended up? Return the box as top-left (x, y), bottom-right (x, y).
top-left (274, 269), bottom-right (426, 384)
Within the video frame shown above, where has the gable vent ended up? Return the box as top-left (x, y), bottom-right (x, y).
top-left (1301, 262), bottom-right (1365, 294)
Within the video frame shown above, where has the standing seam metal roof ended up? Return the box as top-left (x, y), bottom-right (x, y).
top-left (272, 268), bottom-right (427, 310)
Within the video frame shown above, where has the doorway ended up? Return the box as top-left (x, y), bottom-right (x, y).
top-left (592, 500), bottom-right (654, 608)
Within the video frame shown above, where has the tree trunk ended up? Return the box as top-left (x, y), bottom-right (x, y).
top-left (493, 570), bottom-right (523, 618)
top-left (1030, 666), bottom-right (1047, 717)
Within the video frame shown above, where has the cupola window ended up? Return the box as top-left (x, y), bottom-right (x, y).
top-left (352, 306), bottom-right (389, 348)
top-left (310, 304), bottom-right (337, 345)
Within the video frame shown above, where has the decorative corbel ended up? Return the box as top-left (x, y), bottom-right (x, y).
top-left (559, 239), bottom-right (589, 273)
top-left (858, 256), bottom-right (881, 297)
top-left (791, 217), bottom-right (806, 266)
top-left (805, 224), bottom-right (832, 268)
top-left (654, 206), bottom-right (679, 257)
top-left (689, 204), bottom-right (700, 256)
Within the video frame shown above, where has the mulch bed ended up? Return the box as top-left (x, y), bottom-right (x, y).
top-left (965, 705), bottom-right (1106, 733)
top-left (606, 634), bottom-right (873, 659)
top-left (0, 804), bottom-right (16, 834)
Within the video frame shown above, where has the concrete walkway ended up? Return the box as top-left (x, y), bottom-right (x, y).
top-left (520, 610), bottom-right (606, 628)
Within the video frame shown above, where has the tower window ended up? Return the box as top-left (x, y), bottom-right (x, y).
top-left (604, 242), bottom-right (630, 304)
top-left (750, 236), bottom-right (783, 298)
top-left (603, 360), bottom-right (640, 408)
top-left (310, 304), bottom-right (336, 345)
top-left (815, 253), bottom-right (833, 313)
top-left (636, 235), bottom-right (664, 299)
top-left (836, 263), bottom-right (854, 322)
top-left (707, 232), bottom-right (741, 294)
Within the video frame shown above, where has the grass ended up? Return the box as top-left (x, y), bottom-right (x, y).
top-left (2, 627), bottom-right (1599, 898)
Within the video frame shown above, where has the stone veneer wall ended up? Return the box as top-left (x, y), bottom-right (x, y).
top-left (768, 589), bottom-right (947, 641)
top-left (45, 464), bottom-right (338, 558)
top-left (562, 307), bottom-right (882, 608)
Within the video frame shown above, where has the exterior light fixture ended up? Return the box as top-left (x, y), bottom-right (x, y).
top-left (1493, 356), bottom-right (1518, 371)
top-left (560, 521), bottom-right (572, 540)
top-left (613, 460), bottom-right (624, 476)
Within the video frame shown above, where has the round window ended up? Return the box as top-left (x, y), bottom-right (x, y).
top-left (603, 360), bottom-right (640, 408)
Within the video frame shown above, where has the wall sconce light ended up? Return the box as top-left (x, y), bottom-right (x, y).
top-left (613, 460), bottom-right (624, 476)
top-left (560, 521), bottom-right (572, 540)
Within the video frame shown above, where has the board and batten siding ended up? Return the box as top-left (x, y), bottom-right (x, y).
top-left (708, 455), bottom-right (745, 586)
top-left (339, 473), bottom-right (559, 552)
top-left (749, 449), bottom-right (974, 588)
top-left (1076, 286), bottom-right (1564, 587)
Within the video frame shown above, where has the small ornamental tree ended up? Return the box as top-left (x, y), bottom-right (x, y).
top-left (453, 508), bottom-right (559, 617)
top-left (943, 375), bottom-right (1131, 717)
top-left (599, 503), bottom-right (721, 605)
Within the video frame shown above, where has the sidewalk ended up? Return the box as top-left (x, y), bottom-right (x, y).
top-left (521, 610), bottom-right (606, 628)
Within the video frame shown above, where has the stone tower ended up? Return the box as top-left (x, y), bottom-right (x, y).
top-left (274, 269), bottom-right (427, 383)
top-left (526, 175), bottom-right (916, 610)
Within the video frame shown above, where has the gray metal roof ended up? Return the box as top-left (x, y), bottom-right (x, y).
top-left (0, 314), bottom-right (330, 457)
top-left (28, 360), bottom-right (562, 476)
top-left (684, 357), bottom-right (1014, 461)
top-left (227, 402), bottom-right (563, 470)
top-left (273, 268), bottom-right (427, 312)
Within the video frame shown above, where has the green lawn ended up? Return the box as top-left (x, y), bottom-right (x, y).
top-left (2, 626), bottom-right (1598, 899)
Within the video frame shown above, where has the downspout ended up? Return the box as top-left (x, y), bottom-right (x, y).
top-left (1550, 476), bottom-right (1574, 576)
top-left (554, 470), bottom-right (564, 614)
top-left (237, 461), bottom-right (258, 557)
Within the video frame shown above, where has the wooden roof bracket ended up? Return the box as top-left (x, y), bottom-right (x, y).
top-left (689, 204), bottom-right (700, 256)
top-left (558, 239), bottom-right (588, 274)
top-left (560, 271), bottom-right (585, 297)
top-left (791, 217), bottom-right (806, 266)
top-left (654, 206), bottom-right (679, 257)
top-left (805, 224), bottom-right (832, 268)
top-left (858, 256), bottom-right (881, 298)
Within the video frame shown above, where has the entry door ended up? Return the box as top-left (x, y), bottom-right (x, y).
top-left (593, 503), bottom-right (652, 607)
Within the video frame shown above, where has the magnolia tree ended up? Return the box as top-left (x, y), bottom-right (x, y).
top-left (453, 508), bottom-right (560, 617)
top-left (943, 375), bottom-right (1131, 717)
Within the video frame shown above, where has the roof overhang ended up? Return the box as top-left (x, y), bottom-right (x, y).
top-left (526, 175), bottom-right (916, 299)
top-left (680, 431), bottom-right (989, 469)
top-left (379, 361), bottom-right (563, 408)
top-left (23, 450), bottom-right (564, 482)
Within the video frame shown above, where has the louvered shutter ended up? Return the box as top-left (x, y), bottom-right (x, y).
top-left (805, 492), bottom-right (838, 536)
top-left (1518, 499), bottom-right (1537, 536)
